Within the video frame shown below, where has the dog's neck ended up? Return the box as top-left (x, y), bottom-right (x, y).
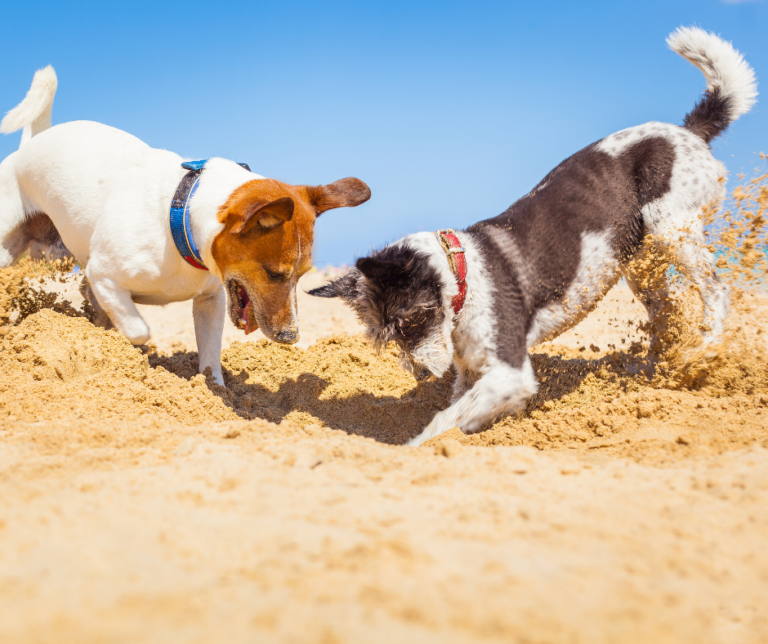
top-left (185, 159), bottom-right (265, 280)
top-left (397, 232), bottom-right (460, 316)
top-left (435, 229), bottom-right (468, 315)
top-left (395, 231), bottom-right (470, 366)
top-left (396, 230), bottom-right (500, 374)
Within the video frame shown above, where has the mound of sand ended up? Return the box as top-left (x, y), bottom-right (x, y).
top-left (2, 289), bottom-right (767, 465)
top-left (1, 310), bottom-right (235, 425)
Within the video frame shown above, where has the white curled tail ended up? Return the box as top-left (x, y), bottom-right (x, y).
top-left (0, 65), bottom-right (58, 146)
top-left (667, 27), bottom-right (757, 143)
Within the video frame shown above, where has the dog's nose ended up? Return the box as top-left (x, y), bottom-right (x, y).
top-left (275, 329), bottom-right (299, 344)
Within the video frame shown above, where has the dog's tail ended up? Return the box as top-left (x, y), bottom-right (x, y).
top-left (0, 66), bottom-right (58, 146)
top-left (667, 27), bottom-right (757, 144)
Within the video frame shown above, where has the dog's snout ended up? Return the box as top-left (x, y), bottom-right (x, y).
top-left (275, 329), bottom-right (299, 344)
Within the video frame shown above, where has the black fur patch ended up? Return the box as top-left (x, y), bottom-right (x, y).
top-left (683, 87), bottom-right (732, 144)
top-left (309, 244), bottom-right (445, 352)
top-left (468, 136), bottom-right (675, 367)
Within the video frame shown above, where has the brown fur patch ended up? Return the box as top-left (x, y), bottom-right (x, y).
top-left (212, 179), bottom-right (315, 336)
top-left (211, 176), bottom-right (369, 340)
top-left (306, 177), bottom-right (371, 215)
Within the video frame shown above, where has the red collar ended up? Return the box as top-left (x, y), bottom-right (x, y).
top-left (436, 229), bottom-right (467, 316)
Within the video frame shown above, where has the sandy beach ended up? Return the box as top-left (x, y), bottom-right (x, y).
top-left (1, 262), bottom-right (767, 643)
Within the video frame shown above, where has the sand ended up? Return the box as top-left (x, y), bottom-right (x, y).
top-left (2, 279), bottom-right (767, 644)
top-left (1, 173), bottom-right (768, 643)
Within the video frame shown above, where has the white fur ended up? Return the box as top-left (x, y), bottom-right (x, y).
top-left (596, 121), bottom-right (672, 157)
top-left (0, 66), bottom-right (57, 144)
top-left (451, 234), bottom-right (499, 377)
top-left (0, 70), bottom-right (272, 385)
top-left (639, 127), bottom-right (730, 343)
top-left (527, 231), bottom-right (620, 347)
top-left (0, 153), bottom-right (26, 267)
top-left (667, 26), bottom-right (757, 122)
top-left (400, 232), bottom-right (459, 307)
top-left (408, 359), bottom-right (537, 446)
top-left (186, 158), bottom-right (265, 280)
top-left (409, 328), bottom-right (451, 377)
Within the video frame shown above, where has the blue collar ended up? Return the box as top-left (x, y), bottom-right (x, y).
top-left (169, 159), bottom-right (252, 271)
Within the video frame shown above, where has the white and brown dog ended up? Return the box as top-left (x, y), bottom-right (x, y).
top-left (0, 67), bottom-right (370, 385)
top-left (311, 27), bottom-right (757, 446)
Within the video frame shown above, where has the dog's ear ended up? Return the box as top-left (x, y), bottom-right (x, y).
top-left (307, 270), bottom-right (360, 301)
top-left (357, 255), bottom-right (417, 285)
top-left (230, 196), bottom-right (295, 235)
top-left (356, 256), bottom-right (391, 282)
top-left (305, 178), bottom-right (371, 216)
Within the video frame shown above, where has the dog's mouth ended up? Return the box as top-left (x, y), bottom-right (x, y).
top-left (227, 279), bottom-right (258, 335)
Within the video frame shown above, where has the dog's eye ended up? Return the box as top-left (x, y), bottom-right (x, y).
top-left (264, 268), bottom-right (290, 282)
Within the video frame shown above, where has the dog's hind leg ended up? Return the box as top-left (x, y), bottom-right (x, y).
top-left (665, 236), bottom-right (729, 345)
top-left (0, 157), bottom-right (32, 268)
top-left (407, 359), bottom-right (538, 446)
top-left (0, 160), bottom-right (68, 267)
top-left (622, 241), bottom-right (677, 355)
top-left (649, 215), bottom-right (730, 346)
top-left (0, 220), bottom-right (31, 267)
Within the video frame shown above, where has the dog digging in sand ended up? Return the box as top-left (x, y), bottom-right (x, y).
top-left (311, 27), bottom-right (757, 446)
top-left (0, 67), bottom-right (370, 384)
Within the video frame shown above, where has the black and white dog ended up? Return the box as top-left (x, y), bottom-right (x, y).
top-left (311, 27), bottom-right (758, 446)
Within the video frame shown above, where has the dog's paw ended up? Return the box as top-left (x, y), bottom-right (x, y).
top-left (407, 433), bottom-right (428, 447)
top-left (407, 424), bottom-right (462, 447)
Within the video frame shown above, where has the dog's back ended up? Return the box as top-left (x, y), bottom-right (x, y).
top-left (469, 28), bottom-right (757, 351)
top-left (467, 121), bottom-right (713, 347)
top-left (13, 120), bottom-right (180, 264)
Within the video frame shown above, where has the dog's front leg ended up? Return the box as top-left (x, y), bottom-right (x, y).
top-left (79, 277), bottom-right (115, 331)
top-left (407, 359), bottom-right (538, 447)
top-left (450, 366), bottom-right (480, 404)
top-left (86, 271), bottom-right (151, 345)
top-left (451, 368), bottom-right (469, 404)
top-left (193, 287), bottom-right (226, 386)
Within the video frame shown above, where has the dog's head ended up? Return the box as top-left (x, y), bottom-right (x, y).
top-left (211, 177), bottom-right (370, 344)
top-left (309, 243), bottom-right (454, 379)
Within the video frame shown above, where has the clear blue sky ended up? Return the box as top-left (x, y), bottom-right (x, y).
top-left (0, 0), bottom-right (765, 265)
